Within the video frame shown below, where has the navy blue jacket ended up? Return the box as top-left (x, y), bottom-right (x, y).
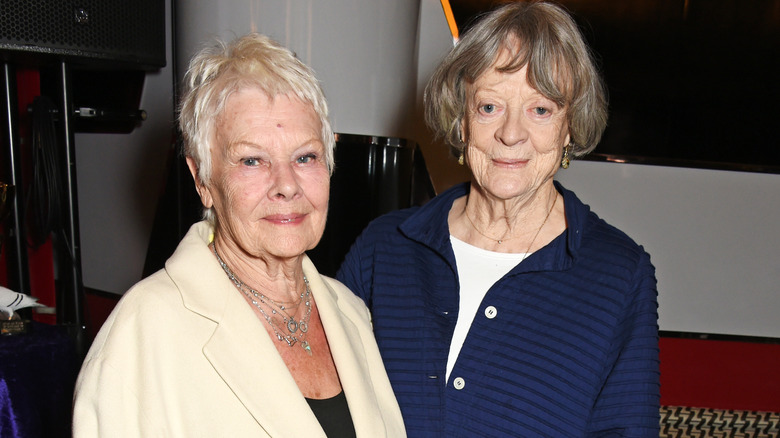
top-left (337, 182), bottom-right (660, 437)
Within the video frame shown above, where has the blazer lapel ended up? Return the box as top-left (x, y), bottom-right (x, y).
top-left (203, 284), bottom-right (327, 437)
top-left (167, 222), bottom-right (326, 437)
top-left (303, 257), bottom-right (388, 436)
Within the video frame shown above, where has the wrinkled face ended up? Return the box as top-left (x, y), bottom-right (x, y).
top-left (192, 88), bottom-right (330, 260)
top-left (464, 50), bottom-right (570, 201)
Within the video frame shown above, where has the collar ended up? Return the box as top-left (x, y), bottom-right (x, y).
top-left (398, 181), bottom-right (591, 274)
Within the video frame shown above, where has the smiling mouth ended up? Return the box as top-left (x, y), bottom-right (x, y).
top-left (493, 158), bottom-right (528, 166)
top-left (267, 214), bottom-right (303, 224)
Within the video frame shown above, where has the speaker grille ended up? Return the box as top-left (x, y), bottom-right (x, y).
top-left (0, 0), bottom-right (165, 68)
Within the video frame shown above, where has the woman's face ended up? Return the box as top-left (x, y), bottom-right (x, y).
top-left (464, 52), bottom-right (570, 201)
top-left (193, 88), bottom-right (330, 260)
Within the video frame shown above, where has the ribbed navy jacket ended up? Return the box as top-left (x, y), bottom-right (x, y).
top-left (337, 181), bottom-right (660, 437)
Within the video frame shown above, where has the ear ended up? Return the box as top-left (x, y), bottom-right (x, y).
top-left (186, 157), bottom-right (213, 209)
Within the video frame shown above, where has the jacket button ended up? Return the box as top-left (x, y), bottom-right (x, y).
top-left (453, 377), bottom-right (465, 390)
top-left (484, 306), bottom-right (497, 319)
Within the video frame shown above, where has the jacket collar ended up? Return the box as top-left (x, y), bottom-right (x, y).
top-left (398, 181), bottom-right (590, 274)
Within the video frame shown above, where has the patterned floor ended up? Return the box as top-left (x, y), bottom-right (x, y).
top-left (661, 406), bottom-right (780, 437)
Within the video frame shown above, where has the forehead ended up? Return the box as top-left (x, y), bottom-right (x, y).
top-left (469, 63), bottom-right (532, 99)
top-left (468, 45), bottom-right (566, 106)
top-left (217, 88), bottom-right (320, 140)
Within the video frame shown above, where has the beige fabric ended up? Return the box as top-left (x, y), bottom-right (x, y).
top-left (73, 221), bottom-right (405, 438)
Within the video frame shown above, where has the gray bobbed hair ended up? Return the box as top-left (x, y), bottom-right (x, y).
top-left (425, 1), bottom-right (608, 159)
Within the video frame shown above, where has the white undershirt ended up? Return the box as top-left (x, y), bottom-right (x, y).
top-left (446, 236), bottom-right (529, 382)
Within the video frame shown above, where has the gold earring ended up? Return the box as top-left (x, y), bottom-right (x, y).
top-left (561, 144), bottom-right (571, 169)
top-left (458, 151), bottom-right (465, 166)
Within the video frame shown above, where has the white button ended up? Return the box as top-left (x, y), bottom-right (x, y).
top-left (453, 377), bottom-right (465, 390)
top-left (484, 306), bottom-right (497, 319)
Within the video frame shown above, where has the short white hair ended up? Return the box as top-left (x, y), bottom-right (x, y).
top-left (178, 33), bottom-right (335, 224)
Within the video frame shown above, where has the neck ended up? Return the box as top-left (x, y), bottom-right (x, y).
top-left (211, 236), bottom-right (306, 302)
top-left (464, 182), bottom-right (559, 244)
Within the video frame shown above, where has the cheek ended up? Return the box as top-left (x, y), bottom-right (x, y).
top-left (310, 174), bottom-right (331, 207)
top-left (467, 118), bottom-right (490, 141)
top-left (532, 127), bottom-right (566, 154)
top-left (466, 143), bottom-right (489, 164)
top-left (213, 178), bottom-right (250, 215)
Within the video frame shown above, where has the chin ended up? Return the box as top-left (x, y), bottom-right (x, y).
top-left (482, 183), bottom-right (533, 200)
top-left (269, 237), bottom-right (318, 259)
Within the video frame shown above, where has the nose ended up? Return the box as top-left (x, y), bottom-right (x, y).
top-left (495, 108), bottom-right (527, 147)
top-left (268, 162), bottom-right (301, 200)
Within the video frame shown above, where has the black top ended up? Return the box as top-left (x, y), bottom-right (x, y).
top-left (305, 391), bottom-right (357, 438)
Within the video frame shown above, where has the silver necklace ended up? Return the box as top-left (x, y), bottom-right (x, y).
top-left (211, 242), bottom-right (313, 355)
top-left (465, 193), bottom-right (557, 255)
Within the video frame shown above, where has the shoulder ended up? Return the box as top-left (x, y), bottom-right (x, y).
top-left (576, 214), bottom-right (657, 314)
top-left (561, 183), bottom-right (651, 263)
top-left (557, 185), bottom-right (656, 299)
top-left (360, 182), bottom-right (468, 241)
top-left (585, 211), bottom-right (652, 267)
top-left (343, 207), bottom-right (421, 258)
top-left (587, 212), bottom-right (645, 251)
top-left (320, 275), bottom-right (371, 318)
top-left (363, 207), bottom-right (417, 235)
top-left (368, 182), bottom-right (468, 230)
top-left (111, 270), bottom-right (184, 322)
top-left (82, 271), bottom-right (193, 365)
top-left (577, 216), bottom-right (655, 297)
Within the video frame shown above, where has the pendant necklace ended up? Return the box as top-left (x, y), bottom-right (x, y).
top-left (465, 193), bottom-right (557, 258)
top-left (211, 242), bottom-right (313, 355)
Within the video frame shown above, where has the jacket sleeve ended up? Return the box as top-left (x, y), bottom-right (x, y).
top-left (72, 287), bottom-right (169, 438)
top-left (587, 250), bottom-right (661, 437)
top-left (72, 351), bottom-right (159, 437)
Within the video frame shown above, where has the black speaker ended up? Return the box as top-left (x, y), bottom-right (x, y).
top-left (0, 0), bottom-right (165, 69)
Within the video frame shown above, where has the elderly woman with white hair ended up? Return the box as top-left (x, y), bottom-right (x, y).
top-left (72, 33), bottom-right (405, 437)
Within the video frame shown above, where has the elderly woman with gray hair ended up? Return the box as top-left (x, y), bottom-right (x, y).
top-left (337, 1), bottom-right (659, 436)
top-left (72, 33), bottom-right (405, 437)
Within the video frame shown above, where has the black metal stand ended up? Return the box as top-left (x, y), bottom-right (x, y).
top-left (1, 62), bottom-right (30, 296)
top-left (1, 61), bottom-right (87, 358)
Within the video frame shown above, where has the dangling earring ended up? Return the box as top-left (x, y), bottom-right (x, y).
top-left (561, 143), bottom-right (571, 169)
top-left (458, 123), bottom-right (466, 166)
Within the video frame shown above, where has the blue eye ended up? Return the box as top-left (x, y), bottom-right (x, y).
top-left (481, 104), bottom-right (496, 114)
top-left (296, 153), bottom-right (317, 164)
top-left (533, 107), bottom-right (550, 116)
top-left (242, 157), bottom-right (260, 166)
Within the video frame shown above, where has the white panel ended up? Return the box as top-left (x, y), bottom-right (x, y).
top-left (176, 0), bottom-right (420, 139)
top-left (76, 1), bottom-right (174, 294)
top-left (412, 0), bottom-right (470, 192)
top-left (556, 161), bottom-right (780, 338)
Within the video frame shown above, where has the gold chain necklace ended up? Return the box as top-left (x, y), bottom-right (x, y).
top-left (211, 242), bottom-right (313, 355)
top-left (465, 193), bottom-right (557, 254)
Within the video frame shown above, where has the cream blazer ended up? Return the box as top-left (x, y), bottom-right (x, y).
top-left (72, 221), bottom-right (405, 437)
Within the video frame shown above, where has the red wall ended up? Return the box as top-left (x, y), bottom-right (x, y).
top-left (83, 290), bottom-right (121, 342)
top-left (0, 69), bottom-right (58, 325)
top-left (660, 336), bottom-right (780, 412)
